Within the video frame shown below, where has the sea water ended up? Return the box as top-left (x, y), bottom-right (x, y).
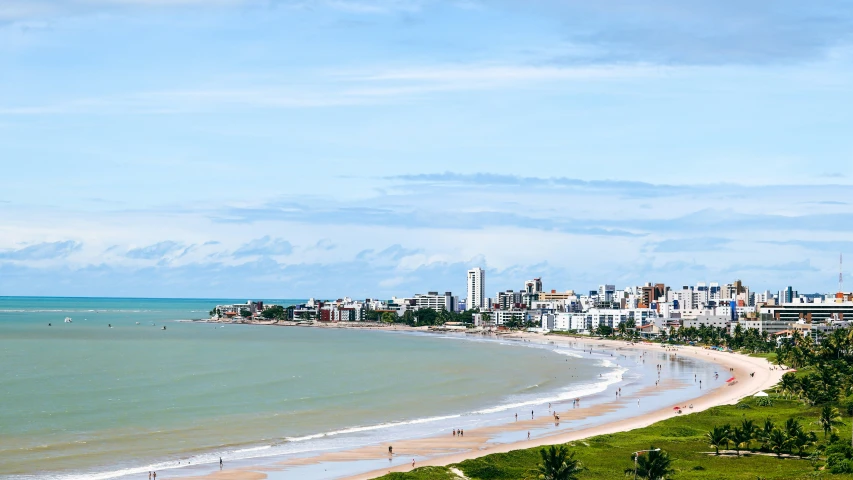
top-left (0, 297), bottom-right (613, 479)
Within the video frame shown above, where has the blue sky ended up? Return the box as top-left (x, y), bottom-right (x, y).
top-left (1, 0), bottom-right (853, 298)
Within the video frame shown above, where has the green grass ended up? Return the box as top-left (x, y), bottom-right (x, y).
top-left (374, 396), bottom-right (853, 479)
top-left (379, 466), bottom-right (461, 480)
top-left (748, 351), bottom-right (779, 363)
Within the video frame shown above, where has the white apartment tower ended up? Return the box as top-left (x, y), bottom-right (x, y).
top-left (467, 267), bottom-right (486, 310)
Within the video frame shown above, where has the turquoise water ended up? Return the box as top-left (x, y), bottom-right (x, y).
top-left (0, 297), bottom-right (609, 479)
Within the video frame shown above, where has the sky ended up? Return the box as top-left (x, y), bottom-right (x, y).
top-left (1, 0), bottom-right (853, 298)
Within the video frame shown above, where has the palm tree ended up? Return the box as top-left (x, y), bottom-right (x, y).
top-left (706, 426), bottom-right (730, 455)
top-left (818, 405), bottom-right (844, 439)
top-left (536, 445), bottom-right (583, 480)
top-left (759, 418), bottom-right (775, 450)
top-left (790, 430), bottom-right (817, 458)
top-left (625, 446), bottom-right (673, 480)
top-left (767, 428), bottom-right (789, 457)
top-left (740, 419), bottom-right (757, 452)
top-left (784, 418), bottom-right (803, 438)
top-left (731, 426), bottom-right (753, 457)
top-left (779, 373), bottom-right (798, 399)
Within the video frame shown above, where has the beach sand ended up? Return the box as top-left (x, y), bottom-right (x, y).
top-left (177, 332), bottom-right (784, 480)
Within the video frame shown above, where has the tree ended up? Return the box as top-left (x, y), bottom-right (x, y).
top-left (261, 305), bottom-right (286, 320)
top-left (414, 308), bottom-right (438, 326)
top-left (818, 405), bottom-right (844, 439)
top-left (779, 373), bottom-right (798, 399)
top-left (759, 418), bottom-right (776, 450)
top-left (626, 447), bottom-right (673, 480)
top-left (240, 308), bottom-right (252, 318)
top-left (380, 312), bottom-right (397, 324)
top-left (767, 428), bottom-right (790, 457)
top-left (740, 419), bottom-right (757, 452)
top-left (790, 429), bottom-right (817, 458)
top-left (707, 425), bottom-right (730, 455)
top-left (731, 426), bottom-right (754, 457)
top-left (535, 445), bottom-right (583, 480)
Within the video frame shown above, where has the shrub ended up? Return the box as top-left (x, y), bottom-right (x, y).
top-left (756, 397), bottom-right (773, 407)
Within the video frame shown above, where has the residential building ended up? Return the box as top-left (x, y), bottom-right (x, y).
top-left (467, 267), bottom-right (485, 310)
top-left (524, 278), bottom-right (543, 295)
top-left (413, 291), bottom-right (456, 312)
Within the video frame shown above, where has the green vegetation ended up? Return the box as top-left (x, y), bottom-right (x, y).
top-left (375, 325), bottom-right (853, 479)
top-left (536, 445), bottom-right (583, 480)
top-left (260, 305), bottom-right (287, 320)
top-left (374, 396), bottom-right (853, 480)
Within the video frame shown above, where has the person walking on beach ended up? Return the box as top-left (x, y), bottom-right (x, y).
top-left (515, 413), bottom-right (517, 421)
top-left (149, 473), bottom-right (152, 480)
top-left (412, 459), bottom-right (415, 468)
top-left (220, 457), bottom-right (223, 468)
top-left (528, 431), bottom-right (530, 439)
top-left (153, 473), bottom-right (156, 480)
top-left (389, 445), bottom-right (393, 455)
top-left (452, 429), bottom-right (456, 437)
top-left (531, 410), bottom-right (534, 419)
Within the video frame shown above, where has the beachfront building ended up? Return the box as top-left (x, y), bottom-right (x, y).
top-left (493, 309), bottom-right (527, 327)
top-left (682, 315), bottom-right (731, 331)
top-left (413, 292), bottom-right (456, 312)
top-left (212, 300), bottom-right (264, 319)
top-left (763, 301), bottom-right (853, 323)
top-left (738, 316), bottom-right (793, 336)
top-left (467, 267), bottom-right (486, 310)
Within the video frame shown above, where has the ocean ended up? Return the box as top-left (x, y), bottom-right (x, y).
top-left (0, 297), bottom-right (617, 480)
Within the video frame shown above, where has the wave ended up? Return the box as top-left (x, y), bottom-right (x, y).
top-left (31, 334), bottom-right (632, 480)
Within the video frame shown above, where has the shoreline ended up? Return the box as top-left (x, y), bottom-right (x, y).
top-left (171, 328), bottom-right (783, 480)
top-left (346, 333), bottom-right (783, 480)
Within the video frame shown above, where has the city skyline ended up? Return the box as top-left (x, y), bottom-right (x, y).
top-left (2, 1), bottom-right (853, 297)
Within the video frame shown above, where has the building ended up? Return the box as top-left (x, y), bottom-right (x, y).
top-left (764, 302), bottom-right (853, 323)
top-left (495, 290), bottom-right (524, 309)
top-left (640, 283), bottom-right (667, 308)
top-left (683, 315), bottom-right (730, 331)
top-left (467, 267), bottom-right (485, 310)
top-left (524, 278), bottom-right (543, 295)
top-left (413, 292), bottom-right (456, 312)
top-left (493, 309), bottom-right (527, 326)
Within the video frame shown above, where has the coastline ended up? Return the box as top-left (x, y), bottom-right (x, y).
top-left (171, 327), bottom-right (783, 480)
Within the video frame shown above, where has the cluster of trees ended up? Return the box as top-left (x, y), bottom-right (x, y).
top-left (707, 417), bottom-right (821, 458)
top-left (776, 329), bottom-right (853, 405)
top-left (668, 324), bottom-right (775, 352)
top-left (594, 321), bottom-right (776, 353)
top-left (532, 444), bottom-right (673, 480)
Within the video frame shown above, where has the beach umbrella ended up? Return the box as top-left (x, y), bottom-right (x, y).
top-left (726, 377), bottom-right (735, 382)
top-left (753, 391), bottom-right (769, 397)
top-left (673, 406), bottom-right (680, 410)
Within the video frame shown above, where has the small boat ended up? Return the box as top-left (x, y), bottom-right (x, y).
top-left (64, 317), bottom-right (72, 323)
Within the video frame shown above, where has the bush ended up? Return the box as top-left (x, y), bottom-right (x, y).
top-left (756, 397), bottom-right (773, 407)
top-left (691, 465), bottom-right (705, 470)
top-left (827, 454), bottom-right (853, 474)
top-left (825, 442), bottom-right (853, 458)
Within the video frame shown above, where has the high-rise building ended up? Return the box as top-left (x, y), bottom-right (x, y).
top-left (524, 278), bottom-right (543, 295)
top-left (467, 267), bottom-right (485, 310)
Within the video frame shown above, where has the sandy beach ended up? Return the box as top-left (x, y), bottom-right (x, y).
top-left (173, 329), bottom-right (784, 480)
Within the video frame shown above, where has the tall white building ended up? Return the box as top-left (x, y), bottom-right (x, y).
top-left (467, 267), bottom-right (485, 310)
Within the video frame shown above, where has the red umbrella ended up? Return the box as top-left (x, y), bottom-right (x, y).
top-left (726, 377), bottom-right (735, 382)
top-left (673, 406), bottom-right (681, 410)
